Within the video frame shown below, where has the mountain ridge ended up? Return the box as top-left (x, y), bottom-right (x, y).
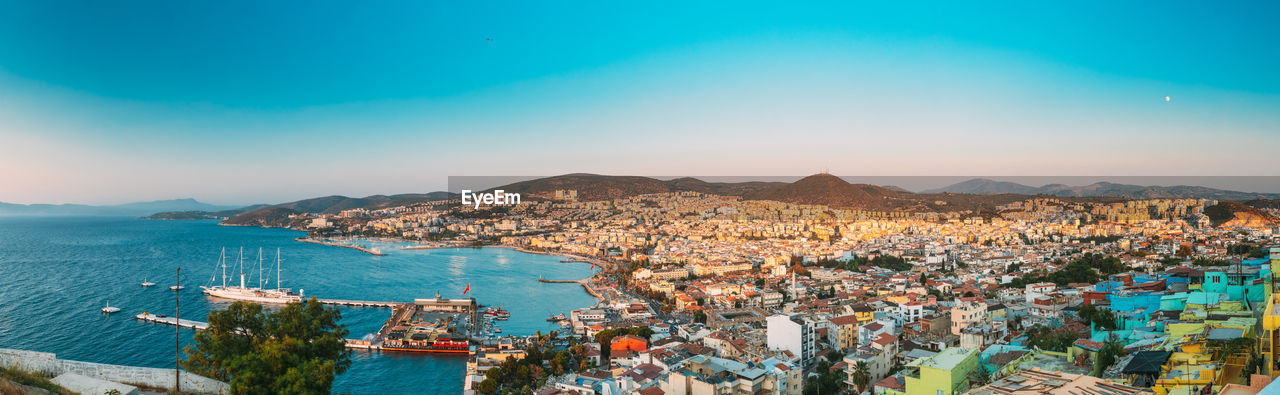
top-left (0, 198), bottom-right (239, 217)
top-left (925, 178), bottom-right (1280, 200)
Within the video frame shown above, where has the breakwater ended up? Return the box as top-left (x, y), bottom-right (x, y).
top-left (296, 238), bottom-right (387, 255)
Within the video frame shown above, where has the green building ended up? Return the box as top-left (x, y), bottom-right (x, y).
top-left (904, 347), bottom-right (979, 395)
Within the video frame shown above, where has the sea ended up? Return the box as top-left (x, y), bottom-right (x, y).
top-left (0, 216), bottom-right (597, 394)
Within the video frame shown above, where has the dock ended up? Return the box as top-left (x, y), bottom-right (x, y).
top-left (344, 339), bottom-right (383, 350)
top-left (135, 313), bottom-right (208, 330)
top-left (296, 238), bottom-right (387, 256)
top-left (317, 299), bottom-right (400, 308)
top-left (538, 278), bottom-right (587, 284)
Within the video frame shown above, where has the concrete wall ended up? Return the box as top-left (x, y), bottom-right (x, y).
top-left (0, 348), bottom-right (229, 394)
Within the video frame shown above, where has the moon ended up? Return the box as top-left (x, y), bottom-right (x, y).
top-left (1165, 96), bottom-right (1171, 102)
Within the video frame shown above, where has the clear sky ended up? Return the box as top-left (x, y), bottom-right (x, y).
top-left (2, 1), bottom-right (1278, 205)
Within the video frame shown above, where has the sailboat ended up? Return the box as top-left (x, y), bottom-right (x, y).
top-left (101, 300), bottom-right (121, 314)
top-left (201, 247), bottom-right (302, 304)
top-left (141, 276), bottom-right (155, 287)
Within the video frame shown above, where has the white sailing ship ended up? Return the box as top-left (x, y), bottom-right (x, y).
top-left (201, 247), bottom-right (302, 304)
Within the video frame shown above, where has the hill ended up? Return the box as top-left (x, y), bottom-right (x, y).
top-left (486, 174), bottom-right (788, 202)
top-left (922, 178), bottom-right (1040, 195)
top-left (221, 207), bottom-right (303, 227)
top-left (926, 178), bottom-right (1280, 201)
top-left (481, 173), bottom-right (1110, 211)
top-left (1203, 201), bottom-right (1280, 228)
top-left (490, 174), bottom-right (673, 201)
top-left (144, 204), bottom-right (270, 220)
top-left (743, 174), bottom-right (907, 210)
top-left (220, 192), bottom-right (456, 227)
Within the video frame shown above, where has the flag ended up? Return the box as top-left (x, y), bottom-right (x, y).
top-left (463, 283), bottom-right (470, 295)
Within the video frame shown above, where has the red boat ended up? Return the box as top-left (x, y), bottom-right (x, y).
top-left (382, 333), bottom-right (470, 354)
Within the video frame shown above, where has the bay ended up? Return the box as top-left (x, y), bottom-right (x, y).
top-left (0, 216), bottom-right (595, 394)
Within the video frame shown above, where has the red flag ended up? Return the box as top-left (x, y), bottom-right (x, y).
top-left (463, 283), bottom-right (470, 295)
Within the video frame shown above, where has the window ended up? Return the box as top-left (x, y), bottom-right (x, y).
top-left (1213, 277), bottom-right (1221, 284)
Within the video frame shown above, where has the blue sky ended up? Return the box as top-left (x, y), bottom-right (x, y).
top-left (1, 1), bottom-right (1278, 204)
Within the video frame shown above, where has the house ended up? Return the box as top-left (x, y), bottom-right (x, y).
top-left (767, 314), bottom-right (818, 367)
top-left (828, 315), bottom-right (861, 352)
top-left (903, 347), bottom-right (979, 395)
top-left (950, 300), bottom-right (987, 336)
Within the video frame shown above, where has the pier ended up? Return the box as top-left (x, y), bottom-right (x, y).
top-left (134, 313), bottom-right (208, 330)
top-left (317, 299), bottom-right (401, 308)
top-left (537, 278), bottom-right (587, 284)
top-left (296, 238), bottom-right (387, 256)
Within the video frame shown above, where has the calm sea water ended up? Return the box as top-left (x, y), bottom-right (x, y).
top-left (0, 216), bottom-right (595, 394)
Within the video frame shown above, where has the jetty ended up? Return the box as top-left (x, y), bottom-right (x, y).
top-left (134, 313), bottom-right (208, 330)
top-left (537, 278), bottom-right (587, 284)
top-left (296, 238), bottom-right (387, 256)
top-left (317, 299), bottom-right (400, 308)
top-left (343, 339), bottom-right (383, 350)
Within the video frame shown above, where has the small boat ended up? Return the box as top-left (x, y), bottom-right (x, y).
top-left (547, 313), bottom-right (566, 322)
top-left (494, 328), bottom-right (502, 333)
top-left (170, 285), bottom-right (184, 291)
top-left (141, 276), bottom-right (155, 287)
top-left (101, 300), bottom-right (121, 314)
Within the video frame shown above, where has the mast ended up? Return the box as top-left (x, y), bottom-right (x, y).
top-left (276, 248), bottom-right (282, 291)
top-left (238, 247), bottom-right (245, 289)
top-left (257, 247), bottom-right (264, 289)
top-left (220, 247), bottom-right (227, 288)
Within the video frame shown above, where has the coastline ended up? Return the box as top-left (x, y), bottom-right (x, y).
top-left (296, 235), bottom-right (612, 307)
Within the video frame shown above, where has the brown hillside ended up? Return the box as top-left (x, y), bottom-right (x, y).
top-left (744, 174), bottom-right (908, 210)
top-left (1205, 201), bottom-right (1280, 228)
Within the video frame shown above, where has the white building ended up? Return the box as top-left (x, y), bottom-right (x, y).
top-left (1025, 282), bottom-right (1056, 305)
top-left (767, 314), bottom-right (817, 367)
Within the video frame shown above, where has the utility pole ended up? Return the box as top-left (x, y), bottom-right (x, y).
top-left (175, 267), bottom-right (181, 395)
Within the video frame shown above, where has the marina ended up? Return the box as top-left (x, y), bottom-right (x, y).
top-left (0, 217), bottom-right (597, 394)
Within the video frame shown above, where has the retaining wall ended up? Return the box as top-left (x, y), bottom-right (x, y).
top-left (0, 348), bottom-right (229, 394)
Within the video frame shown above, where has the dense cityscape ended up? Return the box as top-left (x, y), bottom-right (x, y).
top-left (268, 177), bottom-right (1280, 395)
top-left (4, 2), bottom-right (1279, 394)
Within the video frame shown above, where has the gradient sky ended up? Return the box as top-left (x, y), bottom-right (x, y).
top-left (2, 1), bottom-right (1278, 205)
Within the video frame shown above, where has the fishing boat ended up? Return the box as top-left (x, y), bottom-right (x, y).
top-left (101, 300), bottom-right (121, 314)
top-left (201, 247), bottom-right (302, 304)
top-left (169, 285), bottom-right (183, 291)
top-left (141, 277), bottom-right (155, 287)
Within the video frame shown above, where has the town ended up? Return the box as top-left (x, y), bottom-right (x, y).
top-left (287, 187), bottom-right (1280, 395)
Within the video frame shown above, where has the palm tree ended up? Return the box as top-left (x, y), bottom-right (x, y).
top-left (851, 361), bottom-right (870, 393)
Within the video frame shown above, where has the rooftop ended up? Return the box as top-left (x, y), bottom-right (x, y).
top-left (910, 347), bottom-right (976, 370)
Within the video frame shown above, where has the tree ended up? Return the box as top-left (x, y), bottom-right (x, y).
top-left (1177, 244), bottom-right (1193, 257)
top-left (477, 378), bottom-right (498, 394)
top-left (851, 361), bottom-right (870, 393)
top-left (182, 298), bottom-right (351, 394)
top-left (1078, 305), bottom-right (1119, 331)
top-left (1092, 338), bottom-right (1126, 377)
